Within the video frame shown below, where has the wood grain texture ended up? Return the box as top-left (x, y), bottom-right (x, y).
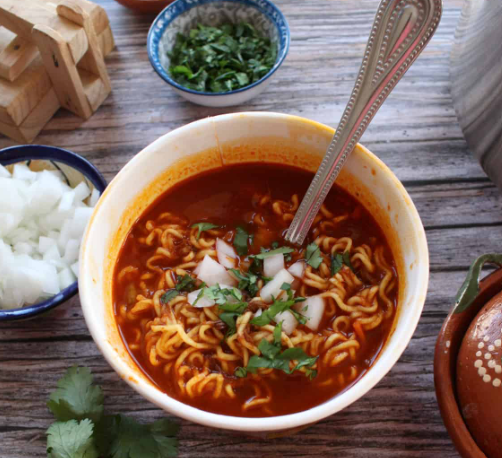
top-left (1, 0), bottom-right (502, 457)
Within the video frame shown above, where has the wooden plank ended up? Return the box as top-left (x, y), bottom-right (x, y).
top-left (79, 68), bottom-right (108, 110)
top-left (0, 0), bottom-right (89, 64)
top-left (96, 24), bottom-right (114, 58)
top-left (0, 56), bottom-right (52, 126)
top-left (0, 87), bottom-right (58, 142)
top-left (38, 0), bottom-right (110, 35)
top-left (32, 24), bottom-right (93, 119)
top-left (57, 0), bottom-right (111, 101)
top-left (0, 26), bottom-right (38, 82)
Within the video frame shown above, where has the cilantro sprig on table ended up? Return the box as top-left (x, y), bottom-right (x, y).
top-left (168, 22), bottom-right (277, 93)
top-left (46, 366), bottom-right (179, 458)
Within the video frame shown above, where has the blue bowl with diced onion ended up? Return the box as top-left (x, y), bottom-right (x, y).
top-left (0, 145), bottom-right (106, 322)
top-left (147, 0), bottom-right (290, 107)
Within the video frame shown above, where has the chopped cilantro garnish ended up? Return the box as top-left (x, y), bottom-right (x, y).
top-left (250, 290), bottom-right (306, 326)
top-left (219, 301), bottom-right (248, 336)
top-left (250, 246), bottom-right (294, 260)
top-left (160, 290), bottom-right (178, 304)
top-left (235, 323), bottom-right (318, 378)
top-left (176, 274), bottom-right (196, 292)
top-left (191, 222), bottom-right (219, 239)
top-left (280, 282), bottom-right (291, 291)
top-left (168, 22), bottom-right (277, 93)
top-left (229, 268), bottom-right (260, 297)
top-left (305, 242), bottom-right (323, 268)
top-left (330, 252), bottom-right (355, 276)
top-left (343, 251), bottom-right (355, 272)
top-left (160, 274), bottom-right (196, 304)
top-left (233, 226), bottom-right (249, 256)
top-left (46, 366), bottom-right (179, 458)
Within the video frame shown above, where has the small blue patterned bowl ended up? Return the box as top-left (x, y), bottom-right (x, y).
top-left (147, 0), bottom-right (290, 107)
top-left (0, 145), bottom-right (106, 322)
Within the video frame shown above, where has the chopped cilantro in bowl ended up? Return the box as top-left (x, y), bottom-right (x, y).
top-left (147, 0), bottom-right (290, 106)
top-left (168, 22), bottom-right (278, 93)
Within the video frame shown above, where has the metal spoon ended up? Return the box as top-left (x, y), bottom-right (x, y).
top-left (285, 0), bottom-right (442, 245)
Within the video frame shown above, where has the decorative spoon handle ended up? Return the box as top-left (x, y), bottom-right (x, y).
top-left (285, 0), bottom-right (442, 245)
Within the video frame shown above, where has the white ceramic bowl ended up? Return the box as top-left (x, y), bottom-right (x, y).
top-left (80, 112), bottom-right (429, 435)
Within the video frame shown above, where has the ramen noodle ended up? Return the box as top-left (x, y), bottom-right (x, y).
top-left (113, 164), bottom-right (398, 417)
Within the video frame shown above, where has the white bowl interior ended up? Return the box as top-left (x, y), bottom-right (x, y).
top-left (80, 112), bottom-right (429, 433)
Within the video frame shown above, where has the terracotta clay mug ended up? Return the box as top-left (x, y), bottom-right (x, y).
top-left (435, 254), bottom-right (502, 458)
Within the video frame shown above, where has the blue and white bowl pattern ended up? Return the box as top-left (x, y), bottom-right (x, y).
top-left (148, 0), bottom-right (290, 107)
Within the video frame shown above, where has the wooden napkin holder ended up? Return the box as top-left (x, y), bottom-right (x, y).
top-left (0, 0), bottom-right (114, 143)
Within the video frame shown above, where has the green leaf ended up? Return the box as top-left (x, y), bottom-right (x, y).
top-left (168, 22), bottom-right (274, 93)
top-left (170, 65), bottom-right (193, 78)
top-left (258, 337), bottom-right (281, 360)
top-left (219, 301), bottom-right (248, 336)
top-left (305, 243), bottom-right (323, 268)
top-left (331, 252), bottom-right (355, 275)
top-left (342, 251), bottom-right (355, 272)
top-left (250, 246), bottom-right (294, 260)
top-left (229, 268), bottom-right (259, 296)
top-left (280, 282), bottom-right (291, 291)
top-left (47, 366), bottom-right (104, 423)
top-left (96, 415), bottom-right (178, 458)
top-left (233, 226), bottom-right (249, 256)
top-left (160, 290), bottom-right (178, 305)
top-left (455, 253), bottom-right (502, 313)
top-left (191, 287), bottom-right (205, 306)
top-left (234, 366), bottom-right (248, 378)
top-left (250, 292), bottom-right (305, 326)
top-left (191, 222), bottom-right (219, 240)
top-left (273, 322), bottom-right (282, 346)
top-left (331, 253), bottom-right (343, 275)
top-left (175, 274), bottom-right (195, 292)
top-left (235, 72), bottom-right (249, 86)
top-left (245, 345), bottom-right (318, 377)
top-left (47, 419), bottom-right (99, 458)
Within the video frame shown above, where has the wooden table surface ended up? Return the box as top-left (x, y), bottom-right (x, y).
top-left (2, 0), bottom-right (502, 456)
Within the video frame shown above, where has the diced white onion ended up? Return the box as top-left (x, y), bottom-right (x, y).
top-left (73, 181), bottom-right (91, 202)
top-left (39, 236), bottom-right (56, 254)
top-left (0, 164), bottom-right (10, 178)
top-left (58, 190), bottom-right (75, 212)
top-left (264, 253), bottom-right (284, 278)
top-left (187, 289), bottom-right (215, 308)
top-left (59, 268), bottom-right (76, 290)
top-left (288, 261), bottom-right (306, 278)
top-left (260, 268), bottom-right (294, 303)
top-left (13, 164), bottom-right (36, 181)
top-left (0, 166), bottom-right (99, 309)
top-left (196, 254), bottom-right (237, 287)
top-left (274, 310), bottom-right (297, 335)
top-left (216, 238), bottom-right (237, 269)
top-left (294, 295), bottom-right (325, 331)
top-left (89, 188), bottom-right (100, 207)
top-left (71, 261), bottom-right (79, 278)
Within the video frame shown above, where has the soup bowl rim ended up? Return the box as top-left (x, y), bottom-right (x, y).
top-left (80, 112), bottom-right (429, 432)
